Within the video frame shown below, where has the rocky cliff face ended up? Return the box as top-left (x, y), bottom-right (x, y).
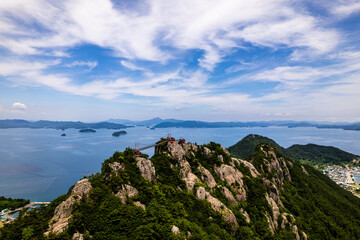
top-left (44, 139), bottom-right (309, 239)
top-left (45, 178), bottom-right (92, 236)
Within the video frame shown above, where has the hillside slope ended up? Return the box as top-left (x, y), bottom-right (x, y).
top-left (228, 134), bottom-right (359, 167)
top-left (1, 139), bottom-right (360, 239)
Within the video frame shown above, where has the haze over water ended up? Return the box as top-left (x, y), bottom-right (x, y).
top-left (0, 127), bottom-right (359, 202)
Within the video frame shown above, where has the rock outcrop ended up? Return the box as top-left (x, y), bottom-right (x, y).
top-left (196, 187), bottom-right (238, 231)
top-left (198, 165), bottom-right (217, 188)
top-left (45, 178), bottom-right (92, 236)
top-left (115, 184), bottom-right (138, 203)
top-left (134, 201), bottom-right (146, 210)
top-left (179, 159), bottom-right (201, 191)
top-left (231, 157), bottom-right (260, 178)
top-left (220, 186), bottom-right (238, 205)
top-left (135, 157), bottom-right (156, 182)
top-left (214, 164), bottom-right (246, 201)
top-left (265, 193), bottom-right (280, 229)
top-left (165, 141), bottom-right (201, 191)
top-left (171, 225), bottom-right (180, 236)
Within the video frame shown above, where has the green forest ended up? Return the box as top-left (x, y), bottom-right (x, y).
top-left (1, 137), bottom-right (360, 239)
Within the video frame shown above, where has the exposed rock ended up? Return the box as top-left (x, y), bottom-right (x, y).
top-left (171, 225), bottom-right (180, 236)
top-left (72, 232), bottom-right (84, 240)
top-left (263, 179), bottom-right (285, 208)
top-left (221, 186), bottom-right (238, 205)
top-left (198, 165), bottom-right (217, 188)
top-left (240, 208), bottom-right (250, 223)
top-left (167, 141), bottom-right (187, 160)
top-left (135, 157), bottom-right (156, 182)
top-left (214, 164), bottom-right (243, 186)
top-left (221, 146), bottom-right (230, 156)
top-left (196, 187), bottom-right (238, 231)
top-left (301, 231), bottom-right (308, 240)
top-left (134, 201), bottom-right (146, 210)
top-left (214, 164), bottom-right (246, 201)
top-left (265, 212), bottom-right (276, 234)
top-left (218, 155), bottom-right (224, 162)
top-left (292, 225), bottom-right (300, 240)
top-left (203, 147), bottom-right (212, 157)
top-left (179, 159), bottom-right (200, 191)
top-left (254, 146), bottom-right (291, 188)
top-left (109, 162), bottom-right (124, 176)
top-left (301, 166), bottom-right (309, 175)
top-left (232, 158), bottom-right (260, 178)
top-left (281, 214), bottom-right (288, 229)
top-left (265, 193), bottom-right (280, 229)
top-left (45, 179), bottom-right (92, 236)
top-left (115, 184), bottom-right (138, 203)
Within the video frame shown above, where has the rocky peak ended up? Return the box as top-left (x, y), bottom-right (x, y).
top-left (135, 156), bottom-right (156, 182)
top-left (196, 187), bottom-right (239, 231)
top-left (45, 178), bottom-right (92, 236)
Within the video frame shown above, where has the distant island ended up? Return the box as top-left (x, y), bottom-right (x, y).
top-left (150, 120), bottom-right (360, 131)
top-left (1, 118), bottom-right (359, 131)
top-left (112, 131), bottom-right (127, 137)
top-left (0, 120), bottom-right (127, 130)
top-left (79, 129), bottom-right (96, 133)
top-left (228, 134), bottom-right (360, 169)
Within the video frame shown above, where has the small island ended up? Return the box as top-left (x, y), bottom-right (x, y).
top-left (112, 131), bottom-right (127, 137)
top-left (79, 129), bottom-right (96, 133)
top-left (61, 133), bottom-right (66, 136)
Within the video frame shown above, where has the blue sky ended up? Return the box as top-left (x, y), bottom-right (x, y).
top-left (0, 0), bottom-right (359, 122)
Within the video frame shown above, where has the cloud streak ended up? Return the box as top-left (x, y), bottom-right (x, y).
top-left (0, 0), bottom-right (359, 121)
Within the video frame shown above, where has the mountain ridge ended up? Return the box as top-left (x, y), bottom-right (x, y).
top-left (2, 137), bottom-right (360, 239)
top-left (0, 120), bottom-right (127, 129)
top-left (228, 134), bottom-right (360, 168)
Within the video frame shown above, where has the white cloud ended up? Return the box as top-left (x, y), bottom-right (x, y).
top-left (12, 102), bottom-right (27, 110)
top-left (332, 1), bottom-right (360, 16)
top-left (0, 0), bottom-right (341, 70)
top-left (120, 60), bottom-right (146, 71)
top-left (0, 59), bottom-right (60, 76)
top-left (65, 61), bottom-right (97, 70)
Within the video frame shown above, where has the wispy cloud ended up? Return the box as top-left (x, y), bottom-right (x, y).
top-left (120, 60), bottom-right (146, 71)
top-left (0, 0), bottom-right (359, 121)
top-left (0, 0), bottom-right (341, 70)
top-left (65, 61), bottom-right (97, 70)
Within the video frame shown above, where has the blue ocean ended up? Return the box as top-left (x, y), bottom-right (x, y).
top-left (0, 126), bottom-right (359, 201)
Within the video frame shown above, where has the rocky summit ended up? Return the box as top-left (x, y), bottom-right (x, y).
top-left (2, 137), bottom-right (360, 240)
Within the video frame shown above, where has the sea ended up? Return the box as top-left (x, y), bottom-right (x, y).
top-left (0, 126), bottom-right (359, 202)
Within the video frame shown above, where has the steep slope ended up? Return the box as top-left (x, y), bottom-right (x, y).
top-left (228, 134), bottom-right (286, 159)
top-left (286, 144), bottom-right (359, 167)
top-left (229, 134), bottom-right (359, 167)
top-left (2, 138), bottom-right (360, 239)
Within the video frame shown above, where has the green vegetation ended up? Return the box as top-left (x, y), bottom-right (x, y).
top-left (228, 134), bottom-right (359, 168)
top-left (0, 194), bottom-right (68, 239)
top-left (228, 134), bottom-right (285, 159)
top-left (112, 131), bottom-right (127, 137)
top-left (0, 196), bottom-right (30, 211)
top-left (2, 137), bottom-right (360, 239)
top-left (286, 144), bottom-right (359, 167)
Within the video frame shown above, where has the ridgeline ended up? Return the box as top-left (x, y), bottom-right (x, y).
top-left (1, 136), bottom-right (360, 239)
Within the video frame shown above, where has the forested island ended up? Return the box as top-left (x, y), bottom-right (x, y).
top-left (0, 120), bottom-right (127, 130)
top-left (1, 136), bottom-right (360, 239)
top-left (112, 131), bottom-right (127, 137)
top-left (79, 129), bottom-right (96, 133)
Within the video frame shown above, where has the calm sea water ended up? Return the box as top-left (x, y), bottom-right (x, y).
top-left (0, 127), bottom-right (359, 201)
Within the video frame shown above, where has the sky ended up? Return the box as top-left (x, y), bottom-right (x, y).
top-left (0, 0), bottom-right (359, 122)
